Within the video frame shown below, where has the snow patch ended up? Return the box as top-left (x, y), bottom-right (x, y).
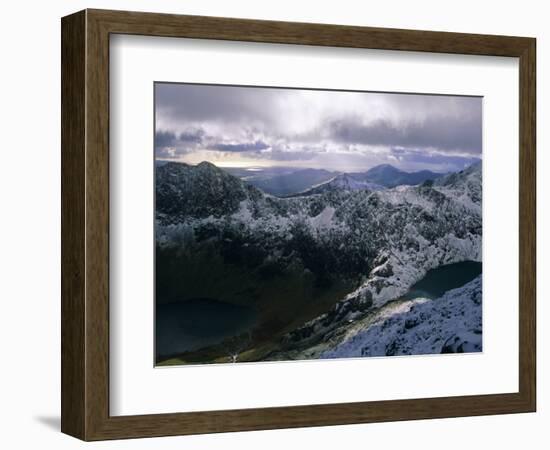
top-left (309, 206), bottom-right (336, 230)
top-left (320, 276), bottom-right (482, 358)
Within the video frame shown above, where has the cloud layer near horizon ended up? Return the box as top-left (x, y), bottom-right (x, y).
top-left (155, 83), bottom-right (482, 172)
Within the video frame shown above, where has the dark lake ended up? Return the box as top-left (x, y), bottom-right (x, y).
top-left (401, 261), bottom-right (482, 301)
top-left (156, 298), bottom-right (257, 360)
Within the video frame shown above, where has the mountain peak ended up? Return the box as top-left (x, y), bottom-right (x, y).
top-left (197, 160), bottom-right (220, 170)
top-left (371, 163), bottom-right (397, 170)
top-left (360, 164), bottom-right (442, 188)
top-left (367, 164), bottom-right (399, 172)
top-left (156, 161), bottom-right (262, 219)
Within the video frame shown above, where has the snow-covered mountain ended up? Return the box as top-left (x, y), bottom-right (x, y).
top-left (280, 161), bottom-right (482, 345)
top-left (322, 275), bottom-right (482, 357)
top-left (218, 163), bottom-right (446, 198)
top-left (280, 164), bottom-right (446, 196)
top-left (272, 275), bottom-right (482, 360)
top-left (156, 160), bottom-right (482, 357)
top-left (356, 164), bottom-right (447, 188)
top-left (156, 161), bottom-right (265, 220)
top-left (293, 173), bottom-right (385, 196)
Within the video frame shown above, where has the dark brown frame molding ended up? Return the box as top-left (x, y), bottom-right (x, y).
top-left (61, 9), bottom-right (536, 441)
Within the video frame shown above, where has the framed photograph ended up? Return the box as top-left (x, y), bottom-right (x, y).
top-left (61, 9), bottom-right (536, 440)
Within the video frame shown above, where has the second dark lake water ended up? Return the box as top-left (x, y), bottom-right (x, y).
top-left (156, 298), bottom-right (257, 360)
top-left (401, 261), bottom-right (482, 300)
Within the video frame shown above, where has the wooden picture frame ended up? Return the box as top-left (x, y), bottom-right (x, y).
top-left (61, 9), bottom-right (536, 441)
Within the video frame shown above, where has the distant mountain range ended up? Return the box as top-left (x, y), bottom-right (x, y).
top-left (155, 161), bottom-right (450, 197)
top-left (352, 164), bottom-right (446, 188)
top-left (235, 164), bottom-right (446, 196)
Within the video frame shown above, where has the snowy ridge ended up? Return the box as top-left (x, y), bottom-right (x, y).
top-left (433, 161), bottom-right (482, 214)
top-left (299, 173), bottom-right (386, 195)
top-left (320, 275), bottom-right (482, 358)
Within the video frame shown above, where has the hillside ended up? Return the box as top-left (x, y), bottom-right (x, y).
top-left (155, 160), bottom-right (482, 362)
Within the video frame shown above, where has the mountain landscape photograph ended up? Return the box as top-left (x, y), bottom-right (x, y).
top-left (154, 82), bottom-right (482, 366)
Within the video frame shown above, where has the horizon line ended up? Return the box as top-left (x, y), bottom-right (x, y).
top-left (154, 158), bottom-right (482, 175)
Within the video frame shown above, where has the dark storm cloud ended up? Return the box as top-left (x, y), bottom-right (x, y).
top-left (328, 112), bottom-right (482, 155)
top-left (179, 128), bottom-right (206, 143)
top-left (155, 128), bottom-right (204, 146)
top-left (155, 128), bottom-right (205, 157)
top-left (155, 130), bottom-right (179, 149)
top-left (155, 83), bottom-right (279, 124)
top-left (211, 140), bottom-right (270, 152)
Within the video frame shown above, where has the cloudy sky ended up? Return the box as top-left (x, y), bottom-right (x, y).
top-left (155, 83), bottom-right (482, 173)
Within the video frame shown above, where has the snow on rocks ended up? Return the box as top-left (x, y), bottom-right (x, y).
top-left (309, 206), bottom-right (336, 230)
top-left (320, 275), bottom-right (482, 358)
top-left (156, 160), bottom-right (483, 356)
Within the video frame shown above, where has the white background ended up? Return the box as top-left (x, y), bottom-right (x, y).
top-left (0, 0), bottom-right (547, 449)
top-left (110, 35), bottom-right (518, 415)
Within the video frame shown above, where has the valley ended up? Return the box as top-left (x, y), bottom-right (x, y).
top-left (155, 160), bottom-right (482, 365)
